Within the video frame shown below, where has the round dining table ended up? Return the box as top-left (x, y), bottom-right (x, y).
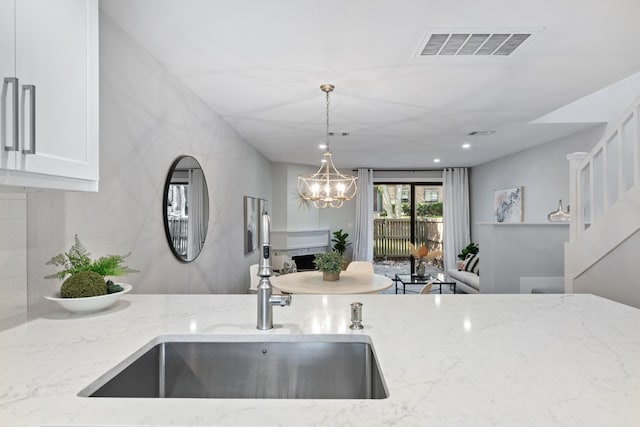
top-left (270, 270), bottom-right (392, 294)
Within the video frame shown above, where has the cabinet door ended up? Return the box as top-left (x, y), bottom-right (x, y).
top-left (1, 0), bottom-right (18, 170)
top-left (15, 0), bottom-right (98, 181)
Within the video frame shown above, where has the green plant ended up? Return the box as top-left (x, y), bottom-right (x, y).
top-left (416, 202), bottom-right (443, 218)
top-left (457, 242), bottom-right (479, 260)
top-left (45, 235), bottom-right (138, 280)
top-left (60, 270), bottom-right (107, 298)
top-left (331, 229), bottom-right (351, 255)
top-left (313, 251), bottom-right (344, 273)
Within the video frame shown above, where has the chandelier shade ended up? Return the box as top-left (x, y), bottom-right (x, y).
top-left (297, 84), bottom-right (357, 209)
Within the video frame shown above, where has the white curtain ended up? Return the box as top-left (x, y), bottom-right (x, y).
top-left (443, 168), bottom-right (470, 271)
top-left (353, 168), bottom-right (373, 261)
top-left (187, 168), bottom-right (207, 259)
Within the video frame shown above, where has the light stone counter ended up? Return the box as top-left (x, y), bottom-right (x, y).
top-left (1, 294), bottom-right (639, 426)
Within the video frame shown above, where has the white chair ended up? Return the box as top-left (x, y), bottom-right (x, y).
top-left (419, 279), bottom-right (437, 294)
top-left (346, 261), bottom-right (374, 275)
top-left (248, 264), bottom-right (259, 293)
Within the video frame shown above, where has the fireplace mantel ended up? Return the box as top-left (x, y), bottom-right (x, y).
top-left (271, 229), bottom-right (330, 257)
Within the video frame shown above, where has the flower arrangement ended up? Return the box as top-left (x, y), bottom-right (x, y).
top-left (409, 242), bottom-right (429, 261)
top-left (408, 243), bottom-right (443, 276)
top-left (409, 242), bottom-right (429, 276)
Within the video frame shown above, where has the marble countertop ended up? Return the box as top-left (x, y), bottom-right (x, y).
top-left (1, 293), bottom-right (639, 426)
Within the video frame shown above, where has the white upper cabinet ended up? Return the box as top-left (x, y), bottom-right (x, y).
top-left (1, 0), bottom-right (98, 191)
top-left (1, 0), bottom-right (18, 171)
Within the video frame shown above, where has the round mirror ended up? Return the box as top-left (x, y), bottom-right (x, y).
top-left (163, 156), bottom-right (210, 262)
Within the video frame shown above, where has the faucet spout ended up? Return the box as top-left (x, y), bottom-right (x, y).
top-left (256, 211), bottom-right (291, 330)
top-left (270, 294), bottom-right (292, 307)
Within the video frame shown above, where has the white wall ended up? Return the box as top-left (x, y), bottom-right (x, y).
top-left (470, 125), bottom-right (604, 239)
top-left (573, 229), bottom-right (640, 309)
top-left (0, 193), bottom-right (26, 319)
top-left (285, 163), bottom-right (319, 230)
top-left (270, 162), bottom-right (319, 231)
top-left (26, 13), bottom-right (272, 307)
top-left (477, 223), bottom-right (568, 294)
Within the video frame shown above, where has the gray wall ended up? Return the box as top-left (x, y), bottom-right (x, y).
top-left (477, 223), bottom-right (568, 293)
top-left (470, 125), bottom-right (604, 240)
top-left (26, 13), bottom-right (272, 307)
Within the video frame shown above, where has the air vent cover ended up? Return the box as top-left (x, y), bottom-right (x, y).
top-left (421, 32), bottom-right (531, 56)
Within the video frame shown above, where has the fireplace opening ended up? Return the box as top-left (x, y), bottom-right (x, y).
top-left (291, 254), bottom-right (318, 271)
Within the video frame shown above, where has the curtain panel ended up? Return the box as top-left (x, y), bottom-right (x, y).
top-left (443, 168), bottom-right (471, 271)
top-left (353, 168), bottom-right (373, 261)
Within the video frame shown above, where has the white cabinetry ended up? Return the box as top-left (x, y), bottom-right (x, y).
top-left (0, 0), bottom-right (98, 191)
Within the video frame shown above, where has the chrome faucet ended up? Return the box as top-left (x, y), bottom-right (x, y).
top-left (257, 211), bottom-right (291, 330)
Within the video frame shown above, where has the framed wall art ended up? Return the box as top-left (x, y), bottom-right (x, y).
top-left (494, 187), bottom-right (523, 223)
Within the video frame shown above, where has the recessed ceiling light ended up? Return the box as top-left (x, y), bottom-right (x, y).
top-left (433, 158), bottom-right (441, 163)
top-left (319, 144), bottom-right (327, 149)
top-left (468, 130), bottom-right (495, 136)
top-left (462, 143), bottom-right (471, 149)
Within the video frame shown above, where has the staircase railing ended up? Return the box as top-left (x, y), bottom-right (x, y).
top-left (568, 96), bottom-right (640, 243)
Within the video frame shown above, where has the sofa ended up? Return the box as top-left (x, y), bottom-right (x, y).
top-left (447, 253), bottom-right (480, 293)
top-left (447, 269), bottom-right (479, 294)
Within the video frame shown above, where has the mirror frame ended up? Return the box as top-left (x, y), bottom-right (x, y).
top-left (162, 155), bottom-right (209, 263)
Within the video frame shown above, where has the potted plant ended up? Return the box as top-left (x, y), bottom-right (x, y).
top-left (313, 251), bottom-right (345, 281)
top-left (45, 235), bottom-right (138, 298)
top-left (457, 242), bottom-right (479, 260)
top-left (332, 229), bottom-right (351, 269)
top-left (331, 229), bottom-right (351, 255)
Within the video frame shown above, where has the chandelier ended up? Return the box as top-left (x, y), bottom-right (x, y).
top-left (297, 84), bottom-right (357, 208)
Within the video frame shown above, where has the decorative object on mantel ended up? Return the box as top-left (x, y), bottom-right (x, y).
top-left (297, 84), bottom-right (357, 208)
top-left (547, 199), bottom-right (570, 222)
top-left (494, 186), bottom-right (523, 223)
top-left (313, 251), bottom-right (345, 281)
top-left (44, 235), bottom-right (137, 313)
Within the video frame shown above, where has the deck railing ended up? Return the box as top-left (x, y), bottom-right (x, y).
top-left (373, 218), bottom-right (443, 259)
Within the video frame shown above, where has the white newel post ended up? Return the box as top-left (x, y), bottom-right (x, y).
top-left (566, 152), bottom-right (588, 294)
top-left (567, 152), bottom-right (588, 242)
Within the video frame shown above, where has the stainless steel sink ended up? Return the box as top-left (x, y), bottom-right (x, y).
top-left (80, 335), bottom-right (388, 399)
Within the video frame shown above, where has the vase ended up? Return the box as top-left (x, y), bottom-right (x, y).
top-left (415, 260), bottom-right (426, 277)
top-left (323, 271), bottom-right (340, 281)
top-left (547, 199), bottom-right (570, 222)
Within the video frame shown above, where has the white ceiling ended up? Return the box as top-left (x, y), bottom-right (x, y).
top-left (100, 0), bottom-right (640, 169)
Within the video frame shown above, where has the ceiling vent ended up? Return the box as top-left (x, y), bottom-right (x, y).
top-left (420, 32), bottom-right (533, 56)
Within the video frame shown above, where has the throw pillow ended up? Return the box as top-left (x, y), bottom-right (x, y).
top-left (463, 254), bottom-right (480, 275)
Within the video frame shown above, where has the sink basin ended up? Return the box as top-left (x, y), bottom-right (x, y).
top-left (80, 335), bottom-right (388, 399)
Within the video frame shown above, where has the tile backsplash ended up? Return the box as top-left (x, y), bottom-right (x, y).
top-left (0, 193), bottom-right (27, 319)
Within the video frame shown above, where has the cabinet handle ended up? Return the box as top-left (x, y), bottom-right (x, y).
top-left (21, 84), bottom-right (36, 155)
top-left (2, 77), bottom-right (19, 152)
